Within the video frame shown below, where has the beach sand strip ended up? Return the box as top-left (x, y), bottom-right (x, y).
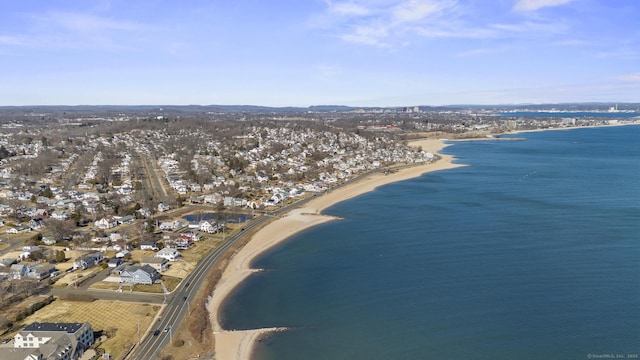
top-left (207, 139), bottom-right (464, 360)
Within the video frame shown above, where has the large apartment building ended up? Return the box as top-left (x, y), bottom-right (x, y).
top-left (0, 322), bottom-right (94, 360)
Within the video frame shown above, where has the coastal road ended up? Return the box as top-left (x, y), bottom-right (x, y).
top-left (130, 213), bottom-right (272, 360)
top-left (130, 169), bottom-right (383, 359)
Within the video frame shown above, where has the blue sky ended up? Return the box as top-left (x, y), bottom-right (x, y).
top-left (0, 0), bottom-right (638, 106)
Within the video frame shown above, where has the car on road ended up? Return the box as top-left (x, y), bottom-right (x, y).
top-left (164, 326), bottom-right (171, 333)
top-left (153, 329), bottom-right (160, 336)
top-left (182, 296), bottom-right (187, 301)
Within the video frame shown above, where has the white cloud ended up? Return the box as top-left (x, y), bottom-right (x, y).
top-left (341, 23), bottom-right (391, 47)
top-left (314, 0), bottom-right (573, 47)
top-left (0, 35), bottom-right (24, 46)
top-left (0, 10), bottom-right (154, 50)
top-left (392, 0), bottom-right (454, 23)
top-left (37, 11), bottom-right (145, 33)
top-left (513, 0), bottom-right (575, 12)
top-left (315, 0), bottom-right (460, 46)
top-left (617, 73), bottom-right (640, 82)
top-left (326, 1), bottom-right (372, 16)
top-left (491, 20), bottom-right (567, 35)
top-left (457, 47), bottom-right (503, 57)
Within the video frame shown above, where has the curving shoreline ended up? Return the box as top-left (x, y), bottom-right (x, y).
top-left (207, 139), bottom-right (465, 360)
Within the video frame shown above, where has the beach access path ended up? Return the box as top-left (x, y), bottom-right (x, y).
top-left (208, 139), bottom-right (464, 360)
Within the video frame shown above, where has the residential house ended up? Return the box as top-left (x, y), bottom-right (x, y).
top-left (119, 265), bottom-right (161, 285)
top-left (140, 256), bottom-right (169, 272)
top-left (136, 208), bottom-right (152, 218)
top-left (42, 237), bottom-right (57, 245)
top-left (115, 250), bottom-right (131, 258)
top-left (115, 215), bottom-right (135, 225)
top-left (157, 202), bottom-right (170, 212)
top-left (155, 247), bottom-right (181, 261)
top-left (50, 210), bottom-right (69, 220)
top-left (199, 220), bottom-right (219, 234)
top-left (181, 231), bottom-right (201, 242)
top-left (109, 232), bottom-right (123, 242)
top-left (165, 236), bottom-right (193, 250)
top-left (159, 220), bottom-right (184, 231)
top-left (28, 218), bottom-right (45, 231)
top-left (7, 226), bottom-right (30, 234)
top-left (21, 246), bottom-right (42, 261)
top-left (0, 203), bottom-right (13, 216)
top-left (32, 209), bottom-right (49, 218)
top-left (140, 241), bottom-right (158, 251)
top-left (6, 322), bottom-right (94, 360)
top-left (73, 252), bottom-right (104, 270)
top-left (94, 216), bottom-right (117, 230)
top-left (10, 264), bottom-right (28, 280)
top-left (107, 258), bottom-right (122, 268)
top-left (27, 264), bottom-right (57, 280)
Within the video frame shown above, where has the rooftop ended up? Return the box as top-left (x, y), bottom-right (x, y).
top-left (22, 322), bottom-right (84, 334)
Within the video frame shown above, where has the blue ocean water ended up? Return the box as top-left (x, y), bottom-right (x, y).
top-left (221, 126), bottom-right (640, 360)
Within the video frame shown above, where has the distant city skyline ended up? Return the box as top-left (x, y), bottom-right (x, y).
top-left (1, 0), bottom-right (638, 107)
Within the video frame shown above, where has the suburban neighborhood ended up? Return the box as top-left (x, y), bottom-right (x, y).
top-left (0, 104), bottom-right (637, 359)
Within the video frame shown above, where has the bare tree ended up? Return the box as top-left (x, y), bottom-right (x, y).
top-left (44, 219), bottom-right (76, 241)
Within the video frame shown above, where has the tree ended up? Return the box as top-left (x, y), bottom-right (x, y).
top-left (54, 250), bottom-right (66, 263)
top-left (45, 219), bottom-right (75, 241)
top-left (28, 250), bottom-right (45, 261)
top-left (145, 218), bottom-right (155, 234)
top-left (41, 187), bottom-right (54, 198)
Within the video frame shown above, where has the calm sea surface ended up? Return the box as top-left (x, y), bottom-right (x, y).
top-left (221, 126), bottom-right (640, 360)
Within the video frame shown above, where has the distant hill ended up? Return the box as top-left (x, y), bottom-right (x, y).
top-left (0, 102), bottom-right (638, 115)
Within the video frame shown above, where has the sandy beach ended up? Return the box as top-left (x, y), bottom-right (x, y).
top-left (207, 139), bottom-right (464, 360)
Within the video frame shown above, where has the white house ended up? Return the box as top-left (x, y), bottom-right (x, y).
top-left (140, 241), bottom-right (159, 251)
top-left (10, 264), bottom-right (28, 280)
top-left (94, 216), bottom-right (117, 230)
top-left (199, 220), bottom-right (219, 234)
top-left (51, 210), bottom-right (69, 220)
top-left (9, 322), bottom-right (94, 360)
top-left (157, 202), bottom-right (170, 212)
top-left (155, 247), bottom-right (181, 261)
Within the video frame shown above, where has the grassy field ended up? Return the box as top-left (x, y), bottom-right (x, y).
top-left (24, 299), bottom-right (162, 359)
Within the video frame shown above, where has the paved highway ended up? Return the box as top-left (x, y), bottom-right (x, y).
top-left (130, 169), bottom-right (381, 359)
top-left (130, 212), bottom-right (272, 359)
